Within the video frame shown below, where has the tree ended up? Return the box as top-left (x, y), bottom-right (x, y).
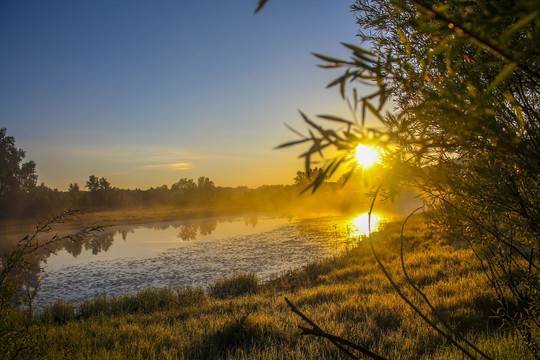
top-left (171, 178), bottom-right (197, 193)
top-left (85, 175), bottom-right (111, 192)
top-left (68, 183), bottom-right (80, 193)
top-left (67, 183), bottom-right (81, 206)
top-left (85, 175), bottom-right (100, 192)
top-left (293, 167), bottom-right (325, 188)
top-left (85, 175), bottom-right (113, 208)
top-left (98, 177), bottom-right (111, 191)
top-left (273, 0), bottom-right (539, 357)
top-left (196, 176), bottom-right (215, 192)
top-left (0, 128), bottom-right (38, 197)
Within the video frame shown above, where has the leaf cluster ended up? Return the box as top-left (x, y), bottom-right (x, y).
top-left (277, 0), bottom-right (539, 357)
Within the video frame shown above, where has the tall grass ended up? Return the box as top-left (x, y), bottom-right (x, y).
top-left (35, 215), bottom-right (533, 359)
top-left (210, 273), bottom-right (259, 299)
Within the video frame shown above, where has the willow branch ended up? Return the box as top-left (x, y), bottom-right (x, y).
top-left (398, 206), bottom-right (493, 360)
top-left (367, 185), bottom-right (479, 360)
top-left (411, 0), bottom-right (540, 81)
top-left (285, 297), bottom-right (389, 360)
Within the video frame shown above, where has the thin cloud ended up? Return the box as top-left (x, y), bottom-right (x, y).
top-left (74, 147), bottom-right (205, 162)
top-left (138, 162), bottom-right (194, 170)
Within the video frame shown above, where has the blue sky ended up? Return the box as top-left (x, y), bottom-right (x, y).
top-left (1, 0), bottom-right (370, 190)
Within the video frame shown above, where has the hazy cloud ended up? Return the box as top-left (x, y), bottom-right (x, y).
top-left (138, 162), bottom-right (194, 171)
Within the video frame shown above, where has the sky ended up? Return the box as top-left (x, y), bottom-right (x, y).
top-left (0, 0), bottom-right (371, 190)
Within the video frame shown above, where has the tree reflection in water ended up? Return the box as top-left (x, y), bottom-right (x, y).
top-left (120, 229), bottom-right (134, 241)
top-left (178, 224), bottom-right (198, 241)
top-left (244, 215), bottom-right (258, 227)
top-left (177, 219), bottom-right (218, 240)
top-left (7, 215), bottom-right (265, 269)
top-left (84, 232), bottom-right (114, 255)
top-left (199, 220), bottom-right (217, 236)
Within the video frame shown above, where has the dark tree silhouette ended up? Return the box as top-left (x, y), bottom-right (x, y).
top-left (0, 128), bottom-right (37, 197)
top-left (85, 175), bottom-right (100, 192)
top-left (293, 167), bottom-right (324, 188)
top-left (171, 178), bottom-right (197, 193)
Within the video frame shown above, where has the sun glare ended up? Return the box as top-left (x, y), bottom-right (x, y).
top-left (355, 144), bottom-right (379, 167)
top-left (349, 213), bottom-right (383, 238)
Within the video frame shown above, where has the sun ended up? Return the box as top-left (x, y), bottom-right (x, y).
top-left (355, 144), bottom-right (379, 167)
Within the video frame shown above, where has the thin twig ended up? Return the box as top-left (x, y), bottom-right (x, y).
top-left (367, 185), bottom-right (479, 360)
top-left (398, 206), bottom-right (493, 360)
top-left (285, 297), bottom-right (389, 360)
top-left (411, 0), bottom-right (540, 81)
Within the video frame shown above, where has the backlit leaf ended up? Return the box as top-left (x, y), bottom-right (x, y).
top-left (254, 0), bottom-right (269, 14)
top-left (487, 63), bottom-right (517, 92)
top-left (317, 115), bottom-right (353, 125)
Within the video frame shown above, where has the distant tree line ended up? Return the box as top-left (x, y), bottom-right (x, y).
top-left (0, 128), bottom-right (367, 220)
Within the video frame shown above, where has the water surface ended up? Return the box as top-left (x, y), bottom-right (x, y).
top-left (37, 213), bottom-right (384, 305)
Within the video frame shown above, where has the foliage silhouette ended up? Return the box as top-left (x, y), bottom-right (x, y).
top-left (273, 0), bottom-right (539, 358)
top-left (0, 209), bottom-right (102, 359)
top-left (0, 128), bottom-right (38, 218)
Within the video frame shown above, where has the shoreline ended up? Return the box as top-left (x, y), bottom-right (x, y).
top-left (0, 205), bottom-right (259, 240)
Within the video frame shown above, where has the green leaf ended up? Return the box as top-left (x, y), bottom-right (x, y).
top-left (284, 124), bottom-right (306, 139)
top-left (328, 155), bottom-right (347, 178)
top-left (300, 112), bottom-right (325, 133)
top-left (275, 139), bottom-right (311, 149)
top-left (326, 71), bottom-right (354, 91)
top-left (312, 53), bottom-right (349, 65)
top-left (503, 93), bottom-right (525, 128)
top-left (311, 170), bottom-right (327, 193)
top-left (317, 114), bottom-right (353, 125)
top-left (341, 43), bottom-right (375, 63)
top-left (397, 28), bottom-right (411, 57)
top-left (500, 12), bottom-right (538, 44)
top-left (304, 154), bottom-right (311, 174)
top-left (361, 102), bottom-right (366, 127)
top-left (317, 64), bottom-right (343, 69)
top-left (344, 132), bottom-right (359, 143)
top-left (339, 168), bottom-right (355, 187)
top-left (341, 43), bottom-right (372, 56)
top-left (254, 0), bottom-right (269, 14)
top-left (364, 101), bottom-right (385, 122)
top-left (339, 69), bottom-right (350, 98)
top-left (487, 63), bottom-right (517, 92)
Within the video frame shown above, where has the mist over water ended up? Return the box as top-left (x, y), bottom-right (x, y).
top-left (36, 214), bottom-right (384, 305)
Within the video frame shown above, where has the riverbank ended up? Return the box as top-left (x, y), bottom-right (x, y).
top-left (7, 215), bottom-right (532, 359)
top-left (0, 188), bottom-right (421, 241)
top-left (0, 205), bottom-right (279, 254)
top-left (0, 205), bottom-right (249, 236)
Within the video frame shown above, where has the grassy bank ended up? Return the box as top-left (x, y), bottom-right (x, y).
top-left (13, 216), bottom-right (534, 359)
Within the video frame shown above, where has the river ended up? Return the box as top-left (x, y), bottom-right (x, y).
top-left (34, 213), bottom-right (384, 305)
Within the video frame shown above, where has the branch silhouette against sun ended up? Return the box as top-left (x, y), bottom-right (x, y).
top-left (266, 0), bottom-right (539, 358)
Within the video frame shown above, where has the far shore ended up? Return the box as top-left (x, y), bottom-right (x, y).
top-left (0, 205), bottom-right (260, 244)
top-left (0, 193), bottom-right (420, 248)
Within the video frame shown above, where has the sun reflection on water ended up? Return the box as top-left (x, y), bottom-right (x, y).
top-left (348, 213), bottom-right (384, 238)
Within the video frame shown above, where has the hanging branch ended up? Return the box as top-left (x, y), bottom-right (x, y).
top-left (410, 0), bottom-right (540, 81)
top-left (398, 206), bottom-right (493, 360)
top-left (366, 185), bottom-right (479, 360)
top-left (284, 297), bottom-right (389, 360)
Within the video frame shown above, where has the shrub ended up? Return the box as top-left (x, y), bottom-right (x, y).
top-left (209, 273), bottom-right (259, 299)
top-left (41, 302), bottom-right (76, 324)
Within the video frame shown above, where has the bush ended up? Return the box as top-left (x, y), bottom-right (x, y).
top-left (41, 302), bottom-right (76, 324)
top-left (209, 273), bottom-right (259, 299)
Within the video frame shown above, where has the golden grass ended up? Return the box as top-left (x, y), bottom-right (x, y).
top-left (36, 215), bottom-right (533, 359)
